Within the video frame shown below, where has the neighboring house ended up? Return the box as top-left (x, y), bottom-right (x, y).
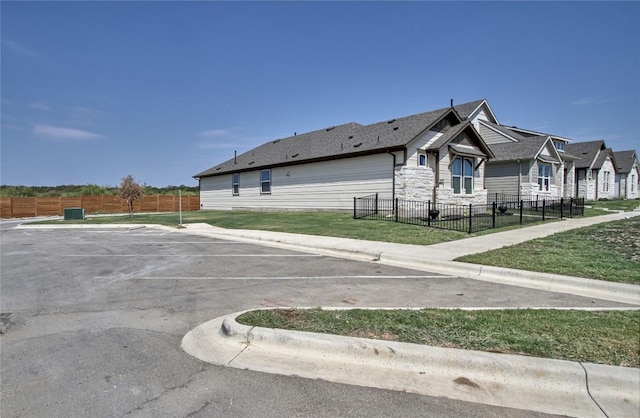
top-left (454, 100), bottom-right (572, 199)
top-left (195, 102), bottom-right (494, 211)
top-left (565, 141), bottom-right (617, 200)
top-left (613, 150), bottom-right (640, 199)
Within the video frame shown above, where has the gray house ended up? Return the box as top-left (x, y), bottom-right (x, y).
top-left (452, 100), bottom-right (574, 199)
top-left (565, 141), bottom-right (617, 200)
top-left (613, 150), bottom-right (640, 199)
top-left (195, 102), bottom-right (494, 211)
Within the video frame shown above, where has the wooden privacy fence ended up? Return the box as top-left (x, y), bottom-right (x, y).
top-left (0, 195), bottom-right (200, 218)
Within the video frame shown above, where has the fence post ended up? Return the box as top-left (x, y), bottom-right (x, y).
top-left (569, 197), bottom-right (573, 217)
top-left (492, 201), bottom-right (496, 229)
top-left (519, 200), bottom-right (523, 225)
top-left (542, 199), bottom-right (546, 221)
top-left (468, 204), bottom-right (473, 234)
top-left (427, 200), bottom-right (431, 227)
top-left (375, 193), bottom-right (378, 215)
top-left (560, 198), bottom-right (564, 219)
top-left (353, 197), bottom-right (356, 219)
top-left (395, 198), bottom-right (399, 223)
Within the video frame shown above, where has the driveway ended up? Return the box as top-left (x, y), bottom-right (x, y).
top-left (1, 225), bottom-right (616, 417)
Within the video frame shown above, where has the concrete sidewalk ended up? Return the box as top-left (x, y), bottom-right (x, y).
top-left (180, 210), bottom-right (640, 305)
top-left (182, 310), bottom-right (640, 418)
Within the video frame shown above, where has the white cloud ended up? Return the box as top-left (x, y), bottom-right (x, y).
top-left (34, 124), bottom-right (102, 141)
top-left (2, 40), bottom-right (39, 58)
top-left (30, 101), bottom-right (52, 111)
top-left (198, 129), bottom-right (231, 137)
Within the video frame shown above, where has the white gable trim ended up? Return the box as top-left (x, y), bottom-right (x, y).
top-left (467, 100), bottom-right (499, 125)
top-left (534, 137), bottom-right (563, 163)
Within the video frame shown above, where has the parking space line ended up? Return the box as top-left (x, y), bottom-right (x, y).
top-left (94, 275), bottom-right (451, 280)
top-left (61, 254), bottom-right (324, 257)
top-left (53, 241), bottom-right (238, 244)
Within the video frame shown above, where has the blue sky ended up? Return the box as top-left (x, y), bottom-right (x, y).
top-left (2, 1), bottom-right (638, 187)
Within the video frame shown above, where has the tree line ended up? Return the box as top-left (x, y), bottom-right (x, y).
top-left (0, 183), bottom-right (199, 197)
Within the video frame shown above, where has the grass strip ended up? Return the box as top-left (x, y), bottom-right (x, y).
top-left (34, 211), bottom-right (468, 246)
top-left (457, 217), bottom-right (640, 284)
top-left (237, 308), bottom-right (640, 368)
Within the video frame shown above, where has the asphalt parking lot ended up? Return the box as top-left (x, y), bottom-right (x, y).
top-left (0, 224), bottom-right (609, 417)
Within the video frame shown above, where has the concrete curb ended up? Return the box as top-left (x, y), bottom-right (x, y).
top-left (182, 310), bottom-right (640, 418)
top-left (180, 224), bottom-right (640, 306)
top-left (15, 223), bottom-right (178, 232)
top-left (376, 255), bottom-right (640, 306)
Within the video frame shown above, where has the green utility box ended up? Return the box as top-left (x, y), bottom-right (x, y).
top-left (63, 208), bottom-right (85, 220)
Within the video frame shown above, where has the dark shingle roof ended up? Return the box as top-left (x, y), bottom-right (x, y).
top-left (565, 140), bottom-right (606, 169)
top-left (613, 150), bottom-right (638, 173)
top-left (195, 102), bottom-right (489, 178)
top-left (452, 99), bottom-right (486, 120)
top-left (487, 136), bottom-right (555, 162)
top-left (593, 148), bottom-right (615, 170)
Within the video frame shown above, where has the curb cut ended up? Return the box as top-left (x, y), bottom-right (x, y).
top-left (182, 311), bottom-right (640, 418)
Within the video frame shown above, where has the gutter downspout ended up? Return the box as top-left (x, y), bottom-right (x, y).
top-left (517, 160), bottom-right (521, 200)
top-left (433, 151), bottom-right (439, 204)
top-left (387, 151), bottom-right (396, 201)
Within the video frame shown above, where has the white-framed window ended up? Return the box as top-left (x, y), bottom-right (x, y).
top-left (232, 173), bottom-right (239, 196)
top-left (632, 174), bottom-right (636, 192)
top-left (418, 153), bottom-right (427, 167)
top-left (538, 163), bottom-right (551, 191)
top-left (603, 171), bottom-right (610, 192)
top-left (554, 141), bottom-right (565, 152)
top-left (260, 169), bottom-right (271, 194)
top-left (452, 157), bottom-right (473, 194)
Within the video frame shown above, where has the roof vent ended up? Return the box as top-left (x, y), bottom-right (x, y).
top-left (354, 142), bottom-right (363, 148)
top-left (387, 119), bottom-right (396, 124)
top-left (249, 161), bottom-right (255, 165)
top-left (348, 135), bottom-right (354, 139)
top-left (393, 127), bottom-right (398, 131)
top-left (216, 167), bottom-right (221, 171)
top-left (272, 139), bottom-right (280, 144)
top-left (292, 153), bottom-right (299, 158)
top-left (326, 126), bottom-right (335, 131)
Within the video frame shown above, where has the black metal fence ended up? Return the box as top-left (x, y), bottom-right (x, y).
top-left (353, 193), bottom-right (585, 234)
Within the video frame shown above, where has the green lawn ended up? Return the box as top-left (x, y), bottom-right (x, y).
top-left (237, 308), bottom-right (640, 367)
top-left (588, 199), bottom-right (640, 213)
top-left (457, 217), bottom-right (640, 284)
top-left (39, 210), bottom-right (469, 246)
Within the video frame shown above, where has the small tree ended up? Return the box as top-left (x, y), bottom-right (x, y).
top-left (119, 175), bottom-right (144, 217)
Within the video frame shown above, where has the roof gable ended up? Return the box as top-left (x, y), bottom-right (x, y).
top-left (566, 140), bottom-right (606, 169)
top-left (613, 150), bottom-right (638, 173)
top-left (487, 135), bottom-right (557, 162)
top-left (453, 99), bottom-right (498, 123)
top-left (593, 147), bottom-right (616, 171)
top-left (427, 121), bottom-right (495, 159)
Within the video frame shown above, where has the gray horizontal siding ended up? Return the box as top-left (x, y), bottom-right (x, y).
top-left (200, 153), bottom-right (394, 210)
top-left (479, 124), bottom-right (513, 145)
top-left (485, 162), bottom-right (520, 195)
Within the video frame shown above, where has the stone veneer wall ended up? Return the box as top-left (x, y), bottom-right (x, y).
top-left (394, 166), bottom-right (489, 205)
top-left (435, 187), bottom-right (488, 206)
top-left (394, 167), bottom-right (435, 201)
top-left (564, 164), bottom-right (576, 198)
